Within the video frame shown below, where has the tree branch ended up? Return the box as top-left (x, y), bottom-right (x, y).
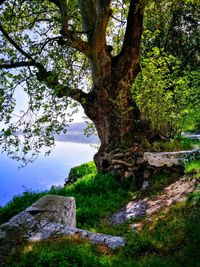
top-left (78, 0), bottom-right (98, 42)
top-left (113, 0), bottom-right (145, 81)
top-left (91, 1), bottom-right (112, 51)
top-left (122, 0), bottom-right (145, 53)
top-left (0, 24), bottom-right (37, 63)
top-left (0, 23), bottom-right (89, 105)
top-left (0, 61), bottom-right (36, 69)
top-left (78, 0), bottom-right (112, 52)
top-left (60, 32), bottom-right (91, 56)
top-left (58, 86), bottom-right (89, 105)
top-left (36, 67), bottom-right (89, 105)
top-left (0, 23), bottom-right (48, 76)
top-left (49, 0), bottom-right (68, 34)
top-left (49, 0), bottom-right (91, 55)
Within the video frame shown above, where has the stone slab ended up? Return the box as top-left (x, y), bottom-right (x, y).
top-left (143, 149), bottom-right (200, 167)
top-left (25, 194), bottom-right (76, 227)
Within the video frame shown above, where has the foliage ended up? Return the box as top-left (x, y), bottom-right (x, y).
top-left (133, 48), bottom-right (200, 137)
top-left (0, 1), bottom-right (79, 161)
top-left (143, 0), bottom-right (199, 70)
top-left (132, 0), bottom-right (200, 137)
top-left (133, 48), bottom-right (181, 136)
top-left (187, 185), bottom-right (200, 205)
top-left (0, 0), bottom-right (87, 162)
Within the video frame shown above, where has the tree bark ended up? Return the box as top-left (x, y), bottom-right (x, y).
top-left (82, 76), bottom-right (150, 178)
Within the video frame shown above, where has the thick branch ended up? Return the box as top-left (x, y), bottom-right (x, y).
top-left (79, 0), bottom-right (112, 51)
top-left (49, 0), bottom-right (90, 55)
top-left (36, 68), bottom-right (89, 105)
top-left (91, 1), bottom-right (112, 51)
top-left (62, 87), bottom-right (89, 105)
top-left (49, 0), bottom-right (68, 34)
top-left (60, 32), bottom-right (91, 56)
top-left (113, 0), bottom-right (145, 81)
top-left (122, 0), bottom-right (145, 53)
top-left (78, 0), bottom-right (98, 42)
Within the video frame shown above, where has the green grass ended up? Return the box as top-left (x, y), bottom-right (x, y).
top-left (1, 161), bottom-right (200, 267)
top-left (0, 190), bottom-right (45, 224)
top-left (0, 163), bottom-right (133, 230)
top-left (184, 160), bottom-right (200, 175)
top-left (6, 201), bottom-right (200, 267)
top-left (67, 161), bottom-right (97, 182)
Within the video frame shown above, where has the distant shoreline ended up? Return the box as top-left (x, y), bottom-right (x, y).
top-left (54, 134), bottom-right (99, 144)
top-left (55, 139), bottom-right (99, 146)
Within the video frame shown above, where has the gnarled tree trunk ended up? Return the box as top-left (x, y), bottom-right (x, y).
top-left (83, 78), bottom-right (150, 177)
top-left (77, 0), bottom-right (150, 177)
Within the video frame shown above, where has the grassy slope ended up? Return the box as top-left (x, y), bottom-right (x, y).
top-left (1, 160), bottom-right (200, 267)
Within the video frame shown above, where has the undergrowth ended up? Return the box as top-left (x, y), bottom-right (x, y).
top-left (152, 136), bottom-right (200, 152)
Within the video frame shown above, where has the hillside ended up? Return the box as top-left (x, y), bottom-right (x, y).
top-left (54, 122), bottom-right (99, 144)
top-left (0, 160), bottom-right (199, 267)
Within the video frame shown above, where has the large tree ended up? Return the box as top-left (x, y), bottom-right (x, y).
top-left (0, 0), bottom-right (198, 177)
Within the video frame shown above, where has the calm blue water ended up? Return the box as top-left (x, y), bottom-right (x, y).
top-left (0, 142), bottom-right (97, 206)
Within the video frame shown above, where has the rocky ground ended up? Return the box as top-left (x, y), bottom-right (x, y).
top-left (111, 175), bottom-right (199, 230)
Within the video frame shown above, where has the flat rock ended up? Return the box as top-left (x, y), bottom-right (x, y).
top-left (29, 224), bottom-right (125, 249)
top-left (144, 149), bottom-right (200, 167)
top-left (181, 133), bottom-right (200, 140)
top-left (0, 195), bottom-right (76, 266)
top-left (25, 194), bottom-right (76, 227)
top-left (111, 201), bottom-right (148, 225)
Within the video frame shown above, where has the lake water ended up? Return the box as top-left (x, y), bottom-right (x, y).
top-left (0, 142), bottom-right (97, 206)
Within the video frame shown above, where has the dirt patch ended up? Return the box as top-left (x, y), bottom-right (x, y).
top-left (111, 175), bottom-right (199, 225)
